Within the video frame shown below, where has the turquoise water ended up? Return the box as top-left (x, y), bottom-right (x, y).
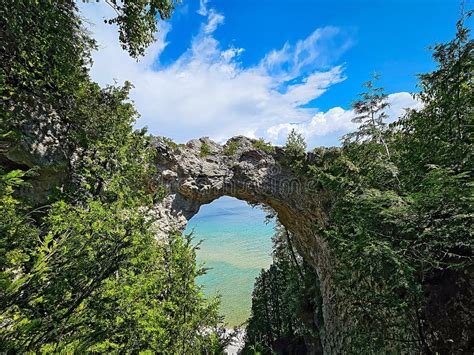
top-left (185, 197), bottom-right (275, 326)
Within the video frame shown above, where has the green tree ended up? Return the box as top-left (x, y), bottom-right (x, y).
top-left (0, 1), bottom-right (224, 352)
top-left (282, 129), bottom-right (307, 172)
top-left (308, 13), bottom-right (473, 353)
top-left (343, 73), bottom-right (392, 157)
top-left (104, 0), bottom-right (179, 58)
top-left (244, 225), bottom-right (322, 354)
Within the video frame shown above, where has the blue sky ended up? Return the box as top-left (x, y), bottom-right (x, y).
top-left (80, 0), bottom-right (467, 148)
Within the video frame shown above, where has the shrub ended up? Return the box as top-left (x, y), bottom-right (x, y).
top-left (200, 142), bottom-right (211, 157)
top-left (282, 129), bottom-right (307, 172)
top-left (285, 129), bottom-right (306, 156)
top-left (162, 137), bottom-right (179, 150)
top-left (252, 138), bottom-right (274, 152)
top-left (224, 140), bottom-right (240, 156)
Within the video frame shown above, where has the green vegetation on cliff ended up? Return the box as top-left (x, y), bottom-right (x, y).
top-left (0, 1), bottom-right (472, 354)
top-left (0, 1), bottom-right (223, 352)
top-left (246, 12), bottom-right (473, 354)
top-left (243, 225), bottom-right (322, 354)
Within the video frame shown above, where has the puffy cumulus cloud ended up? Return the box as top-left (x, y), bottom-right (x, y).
top-left (79, 2), bottom-right (420, 148)
top-left (266, 92), bottom-right (423, 147)
top-left (384, 92), bottom-right (423, 121)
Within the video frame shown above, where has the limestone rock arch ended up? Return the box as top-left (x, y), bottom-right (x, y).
top-left (152, 136), bottom-right (348, 353)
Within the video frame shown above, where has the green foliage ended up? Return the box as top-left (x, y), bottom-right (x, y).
top-left (0, 1), bottom-right (224, 352)
top-left (281, 129), bottom-right (307, 172)
top-left (104, 0), bottom-right (179, 58)
top-left (285, 129), bottom-right (307, 155)
top-left (163, 136), bottom-right (180, 151)
top-left (2, 196), bottom-right (152, 349)
top-left (342, 73), bottom-right (391, 157)
top-left (245, 13), bottom-right (473, 353)
top-left (1, 1), bottom-right (472, 353)
top-left (224, 139), bottom-right (240, 156)
top-left (81, 233), bottom-right (220, 354)
top-left (200, 141), bottom-right (211, 158)
top-left (252, 138), bottom-right (274, 153)
top-left (0, 93), bottom-right (221, 351)
top-left (243, 225), bottom-right (322, 354)
top-left (162, 137), bottom-right (186, 153)
top-left (394, 12), bottom-right (473, 187)
top-left (301, 14), bottom-right (473, 353)
top-left (0, 1), bottom-right (95, 136)
top-left (0, 168), bottom-right (39, 299)
top-left (1, 194), bottom-right (220, 351)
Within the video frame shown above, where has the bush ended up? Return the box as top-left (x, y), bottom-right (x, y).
top-left (200, 142), bottom-right (211, 157)
top-left (285, 129), bottom-right (306, 156)
top-left (162, 137), bottom-right (179, 150)
top-left (252, 138), bottom-right (274, 152)
top-left (224, 140), bottom-right (240, 156)
top-left (281, 129), bottom-right (307, 171)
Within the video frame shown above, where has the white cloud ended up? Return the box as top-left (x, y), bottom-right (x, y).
top-left (260, 26), bottom-right (353, 80)
top-left (384, 92), bottom-right (423, 120)
top-left (266, 92), bottom-right (423, 146)
top-left (283, 67), bottom-right (346, 106)
top-left (221, 47), bottom-right (244, 61)
top-left (197, 0), bottom-right (210, 16)
top-left (203, 9), bottom-right (224, 34)
top-left (78, 3), bottom-right (170, 85)
top-left (78, 1), bottom-right (419, 149)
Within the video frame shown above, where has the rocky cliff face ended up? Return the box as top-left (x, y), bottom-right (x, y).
top-left (151, 136), bottom-right (349, 353)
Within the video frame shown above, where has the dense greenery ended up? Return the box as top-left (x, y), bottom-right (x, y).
top-left (246, 13), bottom-right (473, 354)
top-left (318, 15), bottom-right (472, 352)
top-left (1, 1), bottom-right (472, 353)
top-left (243, 225), bottom-right (322, 354)
top-left (0, 1), bottom-right (223, 352)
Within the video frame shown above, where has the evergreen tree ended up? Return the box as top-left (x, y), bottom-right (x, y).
top-left (283, 129), bottom-right (308, 172)
top-left (0, 1), bottom-right (223, 352)
top-left (244, 225), bottom-right (322, 354)
top-left (343, 73), bottom-right (392, 157)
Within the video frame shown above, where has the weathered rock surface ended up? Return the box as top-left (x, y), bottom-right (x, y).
top-left (0, 100), bottom-right (68, 204)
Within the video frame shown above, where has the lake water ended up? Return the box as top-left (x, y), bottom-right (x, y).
top-left (185, 196), bottom-right (275, 327)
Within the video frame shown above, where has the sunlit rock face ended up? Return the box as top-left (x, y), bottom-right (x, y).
top-left (152, 136), bottom-right (348, 353)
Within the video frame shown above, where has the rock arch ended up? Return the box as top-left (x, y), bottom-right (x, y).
top-left (152, 136), bottom-right (348, 353)
top-left (2, 125), bottom-right (348, 353)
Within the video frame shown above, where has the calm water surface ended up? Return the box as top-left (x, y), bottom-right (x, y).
top-left (185, 197), bottom-right (275, 326)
